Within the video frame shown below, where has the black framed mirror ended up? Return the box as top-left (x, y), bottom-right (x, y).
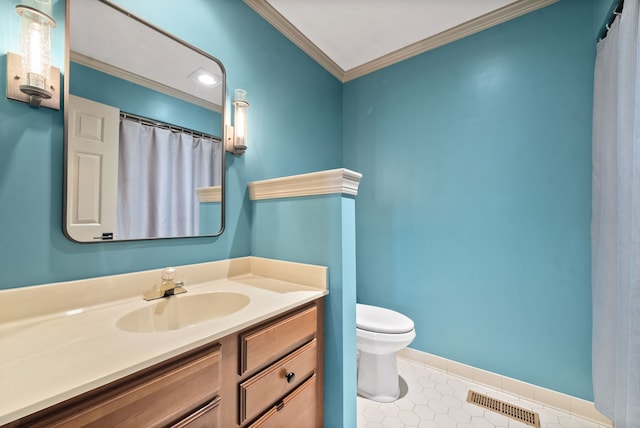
top-left (64, 0), bottom-right (225, 242)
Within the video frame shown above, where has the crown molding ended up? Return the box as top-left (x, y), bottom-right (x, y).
top-left (248, 168), bottom-right (363, 201)
top-left (70, 51), bottom-right (223, 113)
top-left (243, 0), bottom-right (558, 83)
top-left (242, 0), bottom-right (344, 81)
top-left (343, 0), bottom-right (558, 81)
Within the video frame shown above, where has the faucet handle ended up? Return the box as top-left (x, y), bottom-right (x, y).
top-left (161, 267), bottom-right (176, 281)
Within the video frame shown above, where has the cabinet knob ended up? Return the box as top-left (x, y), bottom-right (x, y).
top-left (285, 372), bottom-right (296, 383)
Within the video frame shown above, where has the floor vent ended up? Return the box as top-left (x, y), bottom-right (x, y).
top-left (467, 390), bottom-right (541, 428)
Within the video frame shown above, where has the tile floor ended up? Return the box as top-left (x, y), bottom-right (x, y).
top-left (357, 357), bottom-right (610, 428)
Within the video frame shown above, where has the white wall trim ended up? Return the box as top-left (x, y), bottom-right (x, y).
top-left (397, 347), bottom-right (613, 427)
top-left (248, 168), bottom-right (363, 201)
top-left (195, 186), bottom-right (222, 203)
top-left (242, 0), bottom-right (558, 82)
top-left (343, 0), bottom-right (558, 82)
top-left (242, 0), bottom-right (344, 81)
top-left (70, 51), bottom-right (223, 113)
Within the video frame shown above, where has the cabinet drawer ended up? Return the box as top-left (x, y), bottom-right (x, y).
top-left (240, 304), bottom-right (317, 375)
top-left (170, 397), bottom-right (221, 428)
top-left (247, 374), bottom-right (318, 428)
top-left (24, 345), bottom-right (221, 428)
top-left (239, 339), bottom-right (317, 425)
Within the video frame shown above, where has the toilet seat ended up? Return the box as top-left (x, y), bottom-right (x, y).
top-left (357, 303), bottom-right (414, 334)
top-left (356, 303), bottom-right (416, 402)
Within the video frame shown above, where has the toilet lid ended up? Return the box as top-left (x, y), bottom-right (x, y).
top-left (356, 303), bottom-right (414, 334)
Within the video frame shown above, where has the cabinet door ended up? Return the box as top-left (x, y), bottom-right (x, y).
top-left (13, 344), bottom-right (221, 428)
top-left (170, 397), bottom-right (221, 428)
top-left (247, 375), bottom-right (318, 428)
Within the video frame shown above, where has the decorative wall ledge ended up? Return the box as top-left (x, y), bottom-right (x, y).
top-left (248, 168), bottom-right (363, 201)
top-left (196, 186), bottom-right (221, 203)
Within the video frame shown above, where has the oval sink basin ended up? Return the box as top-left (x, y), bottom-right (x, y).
top-left (117, 292), bottom-right (250, 333)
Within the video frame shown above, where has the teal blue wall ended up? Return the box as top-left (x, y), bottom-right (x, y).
top-left (593, 0), bottom-right (618, 38)
top-left (0, 0), bottom-right (342, 290)
top-left (252, 195), bottom-right (357, 428)
top-left (344, 0), bottom-right (597, 400)
top-left (200, 202), bottom-right (221, 236)
top-left (70, 62), bottom-right (221, 136)
top-left (0, 0), bottom-right (609, 419)
top-left (2, 1), bottom-right (344, 424)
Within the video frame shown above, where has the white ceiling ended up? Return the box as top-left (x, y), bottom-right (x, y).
top-left (265, 0), bottom-right (519, 71)
top-left (248, 0), bottom-right (558, 81)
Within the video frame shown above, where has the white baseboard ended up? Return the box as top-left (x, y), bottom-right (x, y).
top-left (397, 347), bottom-right (612, 427)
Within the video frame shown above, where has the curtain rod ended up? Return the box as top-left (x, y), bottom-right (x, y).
top-left (120, 111), bottom-right (221, 142)
top-left (598, 0), bottom-right (624, 41)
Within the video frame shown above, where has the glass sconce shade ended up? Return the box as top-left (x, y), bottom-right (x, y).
top-left (233, 89), bottom-right (249, 152)
top-left (16, 4), bottom-right (55, 100)
top-left (225, 89), bottom-right (249, 155)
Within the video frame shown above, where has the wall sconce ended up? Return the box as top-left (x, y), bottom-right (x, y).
top-left (6, 2), bottom-right (60, 110)
top-left (226, 89), bottom-right (249, 155)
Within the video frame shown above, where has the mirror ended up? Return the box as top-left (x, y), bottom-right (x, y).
top-left (64, 0), bottom-right (225, 242)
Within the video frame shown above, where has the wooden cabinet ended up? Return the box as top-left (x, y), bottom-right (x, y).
top-left (238, 302), bottom-right (322, 427)
top-left (4, 343), bottom-right (221, 428)
top-left (240, 304), bottom-right (317, 375)
top-left (240, 339), bottom-right (317, 423)
top-left (3, 299), bottom-right (324, 428)
top-left (170, 397), bottom-right (221, 428)
top-left (247, 375), bottom-right (318, 428)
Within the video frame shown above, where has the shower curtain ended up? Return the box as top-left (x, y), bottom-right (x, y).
top-left (592, 1), bottom-right (640, 426)
top-left (117, 119), bottom-right (221, 239)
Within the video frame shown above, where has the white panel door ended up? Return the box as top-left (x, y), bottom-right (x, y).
top-left (66, 95), bottom-right (120, 242)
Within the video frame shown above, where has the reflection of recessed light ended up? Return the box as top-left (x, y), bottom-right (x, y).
top-left (189, 67), bottom-right (220, 87)
top-left (198, 74), bottom-right (216, 86)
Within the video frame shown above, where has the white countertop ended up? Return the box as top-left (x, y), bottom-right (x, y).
top-left (0, 257), bottom-right (328, 424)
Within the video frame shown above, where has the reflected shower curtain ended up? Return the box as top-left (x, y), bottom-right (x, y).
top-left (592, 1), bottom-right (640, 426)
top-left (117, 119), bottom-right (221, 239)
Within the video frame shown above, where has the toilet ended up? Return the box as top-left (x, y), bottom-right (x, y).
top-left (356, 303), bottom-right (416, 402)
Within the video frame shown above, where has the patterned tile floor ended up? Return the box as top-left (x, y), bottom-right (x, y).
top-left (357, 357), bottom-right (610, 428)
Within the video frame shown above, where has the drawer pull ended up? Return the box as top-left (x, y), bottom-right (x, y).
top-left (285, 372), bottom-right (296, 384)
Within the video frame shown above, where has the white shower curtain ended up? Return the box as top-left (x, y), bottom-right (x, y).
top-left (117, 119), bottom-right (221, 240)
top-left (592, 1), bottom-right (640, 426)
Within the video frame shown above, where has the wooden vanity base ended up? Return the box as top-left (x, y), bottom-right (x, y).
top-left (3, 299), bottom-right (324, 428)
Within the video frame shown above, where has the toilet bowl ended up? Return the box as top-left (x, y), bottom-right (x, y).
top-left (356, 303), bottom-right (415, 402)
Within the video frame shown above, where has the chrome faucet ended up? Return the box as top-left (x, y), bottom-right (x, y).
top-left (143, 267), bottom-right (187, 301)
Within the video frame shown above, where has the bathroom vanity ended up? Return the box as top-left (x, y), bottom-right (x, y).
top-left (0, 257), bottom-right (327, 427)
